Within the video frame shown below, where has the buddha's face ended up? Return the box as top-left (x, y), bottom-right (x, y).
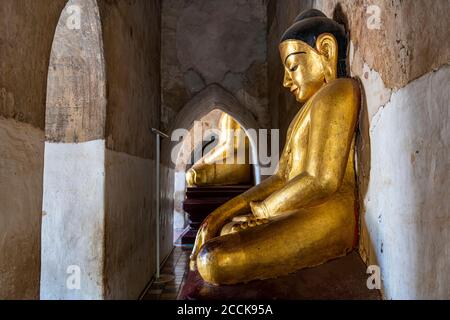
top-left (279, 34), bottom-right (338, 103)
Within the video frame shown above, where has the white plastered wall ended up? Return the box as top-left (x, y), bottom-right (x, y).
top-left (41, 140), bottom-right (106, 299)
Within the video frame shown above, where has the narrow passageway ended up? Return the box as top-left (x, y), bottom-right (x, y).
top-left (1, 0), bottom-right (450, 301)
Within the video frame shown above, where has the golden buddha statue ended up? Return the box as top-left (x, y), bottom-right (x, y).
top-left (186, 113), bottom-right (252, 187)
top-left (190, 9), bottom-right (361, 285)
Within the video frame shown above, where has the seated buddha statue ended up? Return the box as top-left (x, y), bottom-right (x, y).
top-left (189, 9), bottom-right (361, 285)
top-left (185, 113), bottom-right (253, 187)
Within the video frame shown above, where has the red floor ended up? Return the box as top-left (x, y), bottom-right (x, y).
top-left (142, 246), bottom-right (381, 300)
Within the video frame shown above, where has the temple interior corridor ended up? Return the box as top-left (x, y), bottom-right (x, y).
top-left (1, 0), bottom-right (449, 301)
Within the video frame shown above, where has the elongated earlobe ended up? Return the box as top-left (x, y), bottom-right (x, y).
top-left (316, 33), bottom-right (338, 82)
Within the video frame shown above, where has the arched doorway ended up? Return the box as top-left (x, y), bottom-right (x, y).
top-left (172, 109), bottom-right (259, 242)
top-left (162, 85), bottom-right (263, 245)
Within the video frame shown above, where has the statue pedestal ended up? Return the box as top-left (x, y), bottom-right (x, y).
top-left (181, 185), bottom-right (251, 245)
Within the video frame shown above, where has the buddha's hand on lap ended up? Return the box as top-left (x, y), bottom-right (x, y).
top-left (190, 197), bottom-right (266, 270)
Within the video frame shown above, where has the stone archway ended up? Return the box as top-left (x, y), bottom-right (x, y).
top-left (162, 84), bottom-right (263, 243)
top-left (171, 109), bottom-right (223, 237)
top-left (164, 84), bottom-right (262, 181)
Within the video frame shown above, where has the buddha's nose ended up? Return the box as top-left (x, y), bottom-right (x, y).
top-left (283, 71), bottom-right (292, 88)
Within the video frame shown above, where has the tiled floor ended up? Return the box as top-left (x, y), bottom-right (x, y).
top-left (141, 246), bottom-right (191, 300)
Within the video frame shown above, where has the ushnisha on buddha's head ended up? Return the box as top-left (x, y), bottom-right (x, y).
top-left (279, 9), bottom-right (348, 103)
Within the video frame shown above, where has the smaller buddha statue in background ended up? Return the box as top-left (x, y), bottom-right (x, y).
top-left (186, 113), bottom-right (253, 187)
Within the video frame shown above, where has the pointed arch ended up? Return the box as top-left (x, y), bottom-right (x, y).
top-left (165, 85), bottom-right (264, 242)
top-left (164, 84), bottom-right (262, 183)
top-left (45, 0), bottom-right (107, 143)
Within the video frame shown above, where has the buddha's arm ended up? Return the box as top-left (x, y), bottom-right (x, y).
top-left (200, 140), bottom-right (232, 164)
top-left (194, 131), bottom-right (246, 167)
top-left (252, 85), bottom-right (359, 218)
top-left (198, 135), bottom-right (291, 228)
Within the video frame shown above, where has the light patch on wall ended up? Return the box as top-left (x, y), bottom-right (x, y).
top-left (41, 139), bottom-right (106, 300)
top-left (360, 63), bottom-right (392, 123)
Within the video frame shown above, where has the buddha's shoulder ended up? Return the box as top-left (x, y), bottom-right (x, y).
top-left (315, 78), bottom-right (360, 99)
top-left (312, 78), bottom-right (361, 110)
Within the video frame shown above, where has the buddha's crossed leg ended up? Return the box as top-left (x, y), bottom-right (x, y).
top-left (196, 197), bottom-right (356, 285)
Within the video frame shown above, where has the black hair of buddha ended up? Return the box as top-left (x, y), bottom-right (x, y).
top-left (281, 9), bottom-right (348, 78)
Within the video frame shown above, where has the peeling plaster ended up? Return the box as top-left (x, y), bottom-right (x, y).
top-left (359, 63), bottom-right (393, 122)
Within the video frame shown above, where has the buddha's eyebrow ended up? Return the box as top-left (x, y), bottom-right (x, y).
top-left (284, 51), bottom-right (306, 65)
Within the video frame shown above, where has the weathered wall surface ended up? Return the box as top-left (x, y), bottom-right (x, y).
top-left (268, 0), bottom-right (450, 299)
top-left (160, 164), bottom-right (175, 257)
top-left (45, 0), bottom-right (107, 143)
top-left (0, 0), bottom-right (66, 299)
top-left (104, 151), bottom-right (155, 299)
top-left (1, 0), bottom-right (166, 299)
top-left (317, 0), bottom-right (450, 89)
top-left (99, 0), bottom-right (170, 299)
top-left (0, 118), bottom-right (44, 299)
top-left (161, 0), bottom-right (270, 133)
top-left (0, 0), bottom-right (66, 128)
top-left (99, 0), bottom-right (161, 159)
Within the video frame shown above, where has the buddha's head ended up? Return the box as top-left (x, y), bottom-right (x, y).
top-left (279, 9), bottom-right (348, 102)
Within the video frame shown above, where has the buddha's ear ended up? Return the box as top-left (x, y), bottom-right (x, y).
top-left (316, 33), bottom-right (338, 82)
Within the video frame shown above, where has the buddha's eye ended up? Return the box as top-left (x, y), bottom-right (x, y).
top-left (289, 65), bottom-right (299, 72)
